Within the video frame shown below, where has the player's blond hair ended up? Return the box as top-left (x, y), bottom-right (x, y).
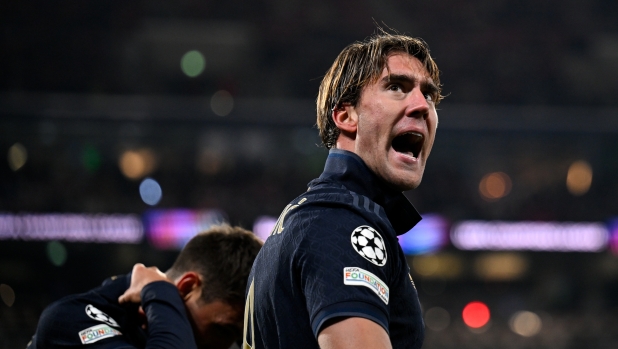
top-left (316, 30), bottom-right (443, 149)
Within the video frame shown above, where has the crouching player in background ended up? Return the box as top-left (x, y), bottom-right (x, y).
top-left (28, 224), bottom-right (263, 349)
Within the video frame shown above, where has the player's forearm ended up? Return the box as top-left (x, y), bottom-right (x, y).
top-left (317, 317), bottom-right (392, 349)
top-left (141, 281), bottom-right (198, 349)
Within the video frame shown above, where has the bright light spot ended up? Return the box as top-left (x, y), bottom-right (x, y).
top-left (211, 90), bottom-right (234, 116)
top-left (566, 160), bottom-right (592, 196)
top-left (0, 284), bottom-right (16, 307)
top-left (462, 301), bottom-right (490, 328)
top-left (479, 172), bottom-right (512, 201)
top-left (181, 50), bottom-right (206, 77)
top-left (253, 216), bottom-right (278, 241)
top-left (474, 253), bottom-right (528, 281)
top-left (509, 311), bottom-right (542, 337)
top-left (140, 178), bottom-right (162, 206)
top-left (47, 241), bottom-right (67, 267)
top-left (119, 149), bottom-right (157, 180)
top-left (8, 143), bottom-right (28, 171)
top-left (424, 307), bottom-right (450, 331)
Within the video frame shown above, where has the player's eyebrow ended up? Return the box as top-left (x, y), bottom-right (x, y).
top-left (381, 74), bottom-right (438, 93)
top-left (381, 73), bottom-right (415, 85)
top-left (421, 80), bottom-right (440, 96)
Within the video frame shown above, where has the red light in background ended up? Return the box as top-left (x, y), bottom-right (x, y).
top-left (462, 301), bottom-right (490, 328)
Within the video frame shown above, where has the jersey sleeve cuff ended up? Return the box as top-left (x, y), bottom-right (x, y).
top-left (311, 301), bottom-right (389, 338)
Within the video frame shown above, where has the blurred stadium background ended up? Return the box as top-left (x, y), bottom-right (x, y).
top-left (2, 0), bottom-right (618, 348)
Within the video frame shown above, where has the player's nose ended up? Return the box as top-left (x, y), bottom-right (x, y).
top-left (405, 88), bottom-right (430, 119)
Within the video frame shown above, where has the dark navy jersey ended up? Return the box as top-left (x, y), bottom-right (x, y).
top-left (27, 274), bottom-right (197, 349)
top-left (244, 149), bottom-right (424, 349)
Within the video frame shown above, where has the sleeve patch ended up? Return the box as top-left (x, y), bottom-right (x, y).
top-left (350, 226), bottom-right (387, 266)
top-left (343, 267), bottom-right (389, 304)
top-left (78, 324), bottom-right (122, 344)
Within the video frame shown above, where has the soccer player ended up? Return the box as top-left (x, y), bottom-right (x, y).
top-left (243, 31), bottom-right (443, 349)
top-left (28, 225), bottom-right (263, 349)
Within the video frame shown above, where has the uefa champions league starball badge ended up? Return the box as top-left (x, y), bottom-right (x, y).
top-left (85, 304), bottom-right (119, 327)
top-left (351, 225), bottom-right (387, 266)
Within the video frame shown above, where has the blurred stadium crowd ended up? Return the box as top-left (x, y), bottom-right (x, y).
top-left (2, 0), bottom-right (618, 348)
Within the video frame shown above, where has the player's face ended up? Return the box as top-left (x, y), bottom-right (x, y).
top-left (350, 53), bottom-right (438, 191)
top-left (185, 298), bottom-right (243, 349)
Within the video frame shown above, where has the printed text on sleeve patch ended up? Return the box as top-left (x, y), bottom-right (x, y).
top-left (343, 267), bottom-right (389, 304)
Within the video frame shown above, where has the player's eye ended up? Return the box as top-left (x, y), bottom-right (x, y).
top-left (387, 84), bottom-right (402, 92)
top-left (424, 93), bottom-right (433, 101)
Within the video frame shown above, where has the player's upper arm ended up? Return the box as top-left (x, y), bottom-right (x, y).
top-left (317, 317), bottom-right (392, 349)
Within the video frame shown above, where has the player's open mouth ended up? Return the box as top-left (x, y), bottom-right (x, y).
top-left (392, 132), bottom-right (423, 158)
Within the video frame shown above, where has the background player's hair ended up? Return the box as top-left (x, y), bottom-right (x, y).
top-left (316, 28), bottom-right (443, 149)
top-left (166, 224), bottom-right (263, 304)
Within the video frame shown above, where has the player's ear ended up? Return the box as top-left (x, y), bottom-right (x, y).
top-left (175, 272), bottom-right (201, 300)
top-left (332, 104), bottom-right (358, 135)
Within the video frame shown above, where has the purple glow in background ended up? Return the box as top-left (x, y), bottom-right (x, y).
top-left (398, 214), bottom-right (449, 255)
top-left (451, 221), bottom-right (608, 252)
top-left (253, 214), bottom-right (449, 255)
top-left (608, 218), bottom-right (618, 254)
top-left (252, 216), bottom-right (278, 241)
top-left (144, 209), bottom-right (227, 249)
top-left (0, 213), bottom-right (143, 243)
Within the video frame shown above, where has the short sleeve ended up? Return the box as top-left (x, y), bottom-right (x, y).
top-left (293, 207), bottom-right (395, 337)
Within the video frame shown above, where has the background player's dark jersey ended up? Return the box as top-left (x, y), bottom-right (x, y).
top-left (27, 274), bottom-right (197, 349)
top-left (244, 149), bottom-right (424, 349)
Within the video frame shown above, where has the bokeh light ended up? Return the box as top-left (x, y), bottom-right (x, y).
top-left (211, 90), bottom-right (234, 116)
top-left (479, 172), bottom-right (512, 201)
top-left (0, 284), bottom-right (16, 307)
top-left (509, 310), bottom-right (542, 337)
top-left (462, 301), bottom-right (491, 328)
top-left (399, 214), bottom-right (449, 255)
top-left (119, 149), bottom-right (157, 180)
top-left (8, 143), bottom-right (28, 171)
top-left (474, 253), bottom-right (529, 281)
top-left (412, 254), bottom-right (440, 276)
top-left (411, 254), bottom-right (463, 279)
top-left (81, 145), bottom-right (101, 173)
top-left (196, 149), bottom-right (223, 175)
top-left (424, 307), bottom-right (451, 331)
top-left (139, 178), bottom-right (162, 206)
top-left (253, 216), bottom-right (278, 241)
top-left (180, 50), bottom-right (206, 77)
top-left (46, 241), bottom-right (67, 267)
top-left (566, 160), bottom-right (592, 196)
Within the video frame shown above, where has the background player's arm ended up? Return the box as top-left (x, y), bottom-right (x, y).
top-left (317, 317), bottom-right (392, 349)
top-left (119, 263), bottom-right (198, 349)
top-left (118, 263), bottom-right (171, 304)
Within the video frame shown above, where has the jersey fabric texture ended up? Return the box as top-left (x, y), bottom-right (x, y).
top-left (27, 274), bottom-right (197, 349)
top-left (244, 149), bottom-right (424, 349)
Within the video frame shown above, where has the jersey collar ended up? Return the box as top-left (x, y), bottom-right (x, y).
top-left (314, 149), bottom-right (422, 235)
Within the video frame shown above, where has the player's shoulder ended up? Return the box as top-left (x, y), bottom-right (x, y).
top-left (35, 292), bottom-right (127, 347)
